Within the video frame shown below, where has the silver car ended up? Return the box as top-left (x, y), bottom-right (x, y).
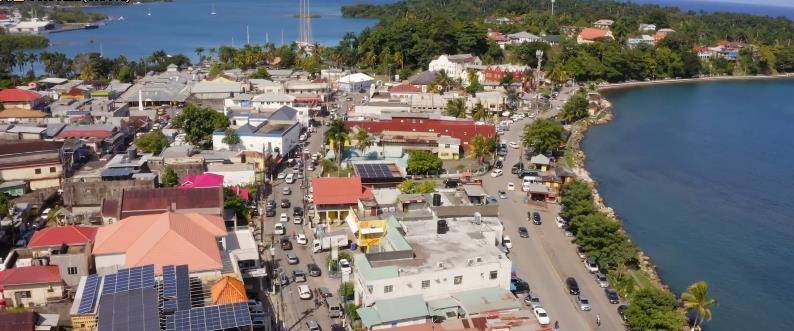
top-left (595, 272), bottom-right (609, 288)
top-left (577, 295), bottom-right (592, 311)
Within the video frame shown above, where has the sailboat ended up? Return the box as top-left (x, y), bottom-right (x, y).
top-left (211, 3), bottom-right (217, 15)
top-left (146, 8), bottom-right (151, 16)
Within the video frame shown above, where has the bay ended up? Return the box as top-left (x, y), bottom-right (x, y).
top-left (582, 79), bottom-right (794, 331)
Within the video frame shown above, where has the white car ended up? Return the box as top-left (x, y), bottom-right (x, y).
top-left (303, 147), bottom-right (310, 154)
top-left (584, 258), bottom-right (599, 273)
top-left (293, 217), bottom-right (303, 225)
top-left (533, 307), bottom-right (550, 325)
top-left (339, 258), bottom-right (352, 274)
top-left (279, 213), bottom-right (288, 223)
top-left (555, 216), bottom-right (566, 228)
top-left (276, 172), bottom-right (287, 180)
top-left (507, 182), bottom-right (515, 191)
top-left (274, 223), bottom-right (285, 235)
top-left (509, 141), bottom-right (519, 149)
top-left (491, 169), bottom-right (503, 177)
top-left (502, 235), bottom-right (512, 249)
top-left (298, 285), bottom-right (312, 300)
top-left (296, 234), bottom-right (308, 245)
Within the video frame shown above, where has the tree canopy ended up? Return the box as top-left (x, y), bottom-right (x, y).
top-left (521, 119), bottom-right (565, 155)
top-left (172, 104), bottom-right (229, 147)
top-left (406, 150), bottom-right (443, 175)
top-left (161, 167), bottom-right (179, 188)
top-left (560, 90), bottom-right (590, 123)
top-left (624, 288), bottom-right (687, 331)
top-left (133, 131), bottom-right (169, 155)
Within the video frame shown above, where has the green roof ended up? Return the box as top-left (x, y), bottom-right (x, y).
top-left (427, 297), bottom-right (461, 317)
top-left (384, 215), bottom-right (411, 251)
top-left (356, 295), bottom-right (430, 328)
top-left (354, 253), bottom-right (398, 281)
top-left (452, 287), bottom-right (522, 315)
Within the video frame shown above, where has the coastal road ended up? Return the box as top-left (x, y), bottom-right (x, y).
top-left (480, 105), bottom-right (625, 331)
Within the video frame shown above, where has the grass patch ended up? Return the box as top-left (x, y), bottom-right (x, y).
top-left (630, 270), bottom-right (654, 289)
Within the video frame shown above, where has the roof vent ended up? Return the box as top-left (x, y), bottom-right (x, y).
top-left (476, 256), bottom-right (483, 263)
top-left (437, 262), bottom-right (445, 269)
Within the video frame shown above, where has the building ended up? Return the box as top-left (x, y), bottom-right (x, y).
top-left (251, 93), bottom-right (296, 110)
top-left (249, 79), bottom-right (285, 93)
top-left (0, 108), bottom-right (48, 124)
top-left (116, 69), bottom-right (193, 111)
top-left (0, 311), bottom-right (59, 331)
top-left (0, 141), bottom-right (64, 190)
top-left (481, 65), bottom-right (530, 84)
top-left (206, 163), bottom-right (256, 186)
top-left (114, 187), bottom-right (223, 220)
top-left (358, 295), bottom-right (431, 330)
top-left (628, 35), bottom-right (656, 48)
top-left (211, 276), bottom-right (248, 305)
top-left (352, 212), bottom-right (510, 308)
top-left (388, 84), bottom-right (423, 102)
top-left (312, 176), bottom-right (374, 224)
top-left (504, 31), bottom-right (543, 45)
top-left (428, 54), bottom-right (482, 81)
top-left (0, 265), bottom-right (64, 308)
top-left (407, 71), bottom-right (439, 93)
top-left (639, 23), bottom-right (657, 32)
top-left (212, 119), bottom-right (301, 157)
top-left (92, 212), bottom-right (229, 277)
top-left (6, 19), bottom-right (53, 34)
top-left (577, 28), bottom-right (614, 44)
top-left (338, 73), bottom-right (376, 92)
top-left (4, 235), bottom-right (94, 287)
top-left (62, 179), bottom-right (155, 221)
top-left (593, 19), bottom-right (615, 30)
top-left (346, 114), bottom-right (496, 147)
top-left (0, 89), bottom-right (47, 110)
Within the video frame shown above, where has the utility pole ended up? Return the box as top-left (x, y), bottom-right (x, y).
top-left (551, 0), bottom-right (556, 17)
top-left (246, 25), bottom-right (250, 45)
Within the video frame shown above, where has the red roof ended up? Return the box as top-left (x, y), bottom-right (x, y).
top-left (27, 226), bottom-right (98, 248)
top-left (0, 89), bottom-right (42, 102)
top-left (579, 28), bottom-right (610, 41)
top-left (0, 266), bottom-right (61, 286)
top-left (389, 84), bottom-right (422, 94)
top-left (345, 117), bottom-right (495, 145)
top-left (180, 173), bottom-right (224, 188)
top-left (120, 187), bottom-right (222, 218)
top-left (0, 312), bottom-right (37, 330)
top-left (311, 177), bottom-right (372, 205)
top-left (56, 129), bottom-right (114, 139)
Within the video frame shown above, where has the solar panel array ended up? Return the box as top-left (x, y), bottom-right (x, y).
top-left (162, 265), bottom-right (191, 313)
top-left (165, 302), bottom-right (252, 331)
top-left (97, 288), bottom-right (160, 331)
top-left (355, 163), bottom-right (396, 179)
top-left (77, 274), bottom-right (101, 314)
top-left (102, 265), bottom-right (155, 295)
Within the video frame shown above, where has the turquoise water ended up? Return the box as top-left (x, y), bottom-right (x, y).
top-left (46, 0), bottom-right (386, 59)
top-left (583, 79), bottom-right (794, 330)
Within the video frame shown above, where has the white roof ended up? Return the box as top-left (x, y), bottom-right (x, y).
top-left (339, 73), bottom-right (375, 84)
top-left (6, 125), bottom-right (47, 134)
top-left (38, 77), bottom-right (68, 84)
top-left (192, 82), bottom-right (244, 93)
top-left (252, 93), bottom-right (295, 102)
top-left (530, 154), bottom-right (551, 165)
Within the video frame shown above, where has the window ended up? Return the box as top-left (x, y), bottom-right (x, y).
top-left (20, 291), bottom-right (31, 298)
top-left (489, 271), bottom-right (498, 280)
top-left (35, 168), bottom-right (42, 174)
top-left (49, 167), bottom-right (56, 173)
top-left (454, 276), bottom-right (463, 285)
top-left (421, 280), bottom-right (430, 289)
top-left (384, 285), bottom-right (393, 293)
top-left (67, 267), bottom-right (78, 275)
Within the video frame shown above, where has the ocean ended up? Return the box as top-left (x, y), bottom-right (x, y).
top-left (582, 79), bottom-right (794, 330)
top-left (628, 0), bottom-right (794, 19)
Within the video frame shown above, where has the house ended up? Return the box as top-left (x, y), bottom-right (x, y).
top-left (3, 125), bottom-right (47, 140)
top-left (428, 54), bottom-right (481, 81)
top-left (577, 28), bottom-right (614, 44)
top-left (0, 141), bottom-right (64, 190)
top-left (628, 35), bottom-right (656, 48)
top-left (407, 71), bottom-right (439, 93)
top-left (249, 79), bottom-right (285, 93)
top-left (0, 89), bottom-right (47, 110)
top-left (388, 84), bottom-right (423, 102)
top-left (206, 163), bottom-right (256, 186)
top-left (223, 93), bottom-right (254, 111)
top-left (639, 23), bottom-right (657, 32)
top-left (529, 154), bottom-right (551, 171)
top-left (0, 108), bottom-right (48, 124)
top-left (351, 162), bottom-right (405, 188)
top-left (0, 265), bottom-right (65, 308)
top-left (251, 93), bottom-right (296, 110)
top-left (312, 176), bottom-right (374, 224)
top-left (594, 19), bottom-right (615, 30)
top-left (5, 228), bottom-right (95, 287)
top-left (7, 19), bottom-right (53, 34)
top-left (505, 31), bottom-right (543, 45)
top-left (116, 69), bottom-right (193, 111)
top-left (180, 173), bottom-right (223, 188)
top-left (62, 179), bottom-right (155, 221)
top-left (212, 119), bottom-right (301, 157)
top-left (0, 311), bottom-right (59, 331)
top-left (211, 276), bottom-right (248, 305)
top-left (338, 73), bottom-right (376, 92)
top-left (481, 65), bottom-right (530, 84)
top-left (283, 80), bottom-right (330, 100)
top-left (116, 186), bottom-right (223, 219)
top-left (55, 124), bottom-right (121, 155)
top-left (92, 212), bottom-right (228, 277)
top-left (345, 114), bottom-right (496, 147)
top-left (358, 295), bottom-right (431, 330)
top-left (486, 29), bottom-right (508, 43)
top-left (541, 34), bottom-right (561, 46)
top-left (437, 136), bottom-right (461, 160)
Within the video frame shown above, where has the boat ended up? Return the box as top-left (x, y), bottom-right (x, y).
top-left (84, 24), bottom-right (99, 29)
top-left (117, 16), bottom-right (124, 21)
top-left (211, 3), bottom-right (216, 15)
top-left (147, 8), bottom-right (151, 16)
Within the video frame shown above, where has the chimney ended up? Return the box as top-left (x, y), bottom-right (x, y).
top-left (138, 89), bottom-right (143, 111)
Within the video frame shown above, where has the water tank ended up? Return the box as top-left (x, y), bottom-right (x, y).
top-left (127, 147), bottom-right (137, 160)
top-left (433, 194), bottom-right (441, 206)
top-left (437, 219), bottom-right (448, 234)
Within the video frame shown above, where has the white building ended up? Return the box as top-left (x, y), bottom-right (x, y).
top-left (505, 31), bottom-right (543, 45)
top-left (249, 79), bottom-right (284, 93)
top-left (594, 19), bottom-right (615, 30)
top-left (338, 73), bottom-right (376, 93)
top-left (638, 23), bottom-right (657, 32)
top-left (428, 54), bottom-right (482, 82)
top-left (7, 19), bottom-right (52, 34)
top-left (251, 93), bottom-right (295, 110)
top-left (207, 163), bottom-right (256, 186)
top-left (212, 119), bottom-right (301, 157)
top-left (352, 212), bottom-right (509, 307)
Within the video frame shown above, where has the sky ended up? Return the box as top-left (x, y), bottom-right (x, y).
top-left (691, 0), bottom-right (794, 7)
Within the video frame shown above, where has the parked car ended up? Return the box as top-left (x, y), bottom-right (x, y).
top-left (297, 284), bottom-right (312, 299)
top-left (274, 223), bottom-right (285, 235)
top-left (293, 269), bottom-right (307, 283)
top-left (498, 190), bottom-right (507, 199)
top-left (510, 278), bottom-right (530, 294)
top-left (555, 216), bottom-right (566, 228)
top-left (293, 207), bottom-right (303, 216)
top-left (575, 246), bottom-right (587, 259)
top-left (524, 293), bottom-right (542, 309)
top-left (577, 296), bottom-right (591, 311)
top-left (507, 182), bottom-right (516, 191)
top-left (308, 263), bottom-right (322, 277)
top-left (617, 304), bottom-right (629, 321)
top-left (339, 259), bottom-right (352, 274)
top-left (280, 236), bottom-right (292, 250)
top-left (280, 199), bottom-right (291, 208)
top-left (287, 252), bottom-right (299, 265)
top-left (605, 288), bottom-right (620, 304)
top-left (279, 213), bottom-right (289, 223)
top-left (566, 277), bottom-right (580, 295)
top-left (265, 209), bottom-right (276, 217)
top-left (533, 307), bottom-right (550, 325)
top-left (282, 186), bottom-right (291, 195)
top-left (293, 217), bottom-right (303, 225)
top-left (532, 212), bottom-right (542, 225)
top-left (584, 258), bottom-right (599, 273)
top-left (595, 272), bottom-right (610, 288)
top-left (306, 320), bottom-right (321, 331)
top-left (518, 227), bottom-right (529, 238)
top-left (490, 169), bottom-right (503, 177)
top-left (279, 272), bottom-right (289, 286)
top-left (296, 234), bottom-right (308, 245)
top-left (495, 160), bottom-right (503, 169)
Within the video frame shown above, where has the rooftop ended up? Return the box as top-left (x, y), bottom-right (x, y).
top-left (0, 265), bottom-right (61, 286)
top-left (0, 88), bottom-right (43, 102)
top-left (27, 226), bottom-right (97, 248)
top-left (312, 176), bottom-right (373, 205)
top-left (211, 276), bottom-right (247, 305)
top-left (358, 295), bottom-right (429, 328)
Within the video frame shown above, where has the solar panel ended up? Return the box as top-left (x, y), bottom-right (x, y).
top-left (165, 302), bottom-right (252, 331)
top-left (97, 288), bottom-right (160, 331)
top-left (175, 265), bottom-right (191, 310)
top-left (102, 274), bottom-right (116, 295)
top-left (161, 264), bottom-right (191, 313)
top-left (356, 163), bottom-right (396, 179)
top-left (77, 274), bottom-right (100, 314)
top-left (102, 265), bottom-right (156, 294)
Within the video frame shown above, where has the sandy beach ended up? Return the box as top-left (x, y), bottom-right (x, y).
top-left (598, 73), bottom-right (794, 91)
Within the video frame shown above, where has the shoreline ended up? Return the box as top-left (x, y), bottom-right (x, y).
top-left (598, 73), bottom-right (794, 91)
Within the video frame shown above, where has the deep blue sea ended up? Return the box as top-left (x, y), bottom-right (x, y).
top-left (628, 0), bottom-right (794, 19)
top-left (46, 0), bottom-right (391, 60)
top-left (583, 79), bottom-right (794, 331)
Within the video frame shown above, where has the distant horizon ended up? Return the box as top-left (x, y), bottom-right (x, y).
top-left (641, 0), bottom-right (794, 8)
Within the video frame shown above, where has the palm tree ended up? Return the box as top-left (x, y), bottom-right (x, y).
top-left (434, 69), bottom-right (452, 92)
top-left (467, 134), bottom-right (495, 165)
top-left (548, 64), bottom-right (569, 88)
top-left (471, 102), bottom-right (488, 121)
top-left (351, 127), bottom-right (373, 153)
top-left (324, 119), bottom-right (350, 166)
top-left (208, 47), bottom-right (217, 61)
top-left (682, 281), bottom-right (717, 331)
top-left (194, 47), bottom-right (205, 63)
top-left (446, 98), bottom-right (467, 118)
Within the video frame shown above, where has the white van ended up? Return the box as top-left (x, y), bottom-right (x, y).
top-left (285, 173), bottom-right (295, 184)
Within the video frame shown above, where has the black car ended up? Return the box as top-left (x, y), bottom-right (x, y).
top-left (617, 304), bottom-right (628, 320)
top-left (532, 212), bottom-right (542, 225)
top-left (293, 207), bottom-right (303, 217)
top-left (265, 209), bottom-right (276, 217)
top-left (495, 160), bottom-right (503, 169)
top-left (280, 199), bottom-right (291, 208)
top-left (307, 263), bottom-right (322, 277)
top-left (267, 200), bottom-right (277, 209)
top-left (566, 277), bottom-right (580, 295)
top-left (518, 227), bottom-right (529, 238)
top-left (510, 278), bottom-right (530, 294)
top-left (280, 236), bottom-right (293, 250)
top-left (605, 288), bottom-right (620, 304)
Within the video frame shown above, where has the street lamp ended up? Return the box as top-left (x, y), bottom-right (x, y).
top-left (551, 0), bottom-right (556, 17)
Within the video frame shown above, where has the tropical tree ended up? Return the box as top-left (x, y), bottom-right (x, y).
top-left (406, 151), bottom-right (443, 175)
top-left (172, 104), bottom-right (229, 147)
top-left (547, 64), bottom-right (570, 87)
top-left (325, 119), bottom-right (350, 166)
top-left (465, 68), bottom-right (483, 94)
top-left (467, 134), bottom-right (496, 164)
top-left (433, 69), bottom-right (453, 92)
top-left (471, 102), bottom-right (488, 121)
top-left (222, 129), bottom-right (241, 150)
top-left (133, 130), bottom-right (169, 155)
top-left (351, 127), bottom-right (373, 152)
top-left (445, 98), bottom-right (467, 118)
top-left (521, 119), bottom-right (565, 155)
top-left (194, 47), bottom-right (205, 62)
top-left (249, 67), bottom-right (271, 79)
top-left (681, 281), bottom-right (717, 331)
top-left (560, 91), bottom-right (590, 123)
top-left (161, 167), bottom-right (179, 187)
